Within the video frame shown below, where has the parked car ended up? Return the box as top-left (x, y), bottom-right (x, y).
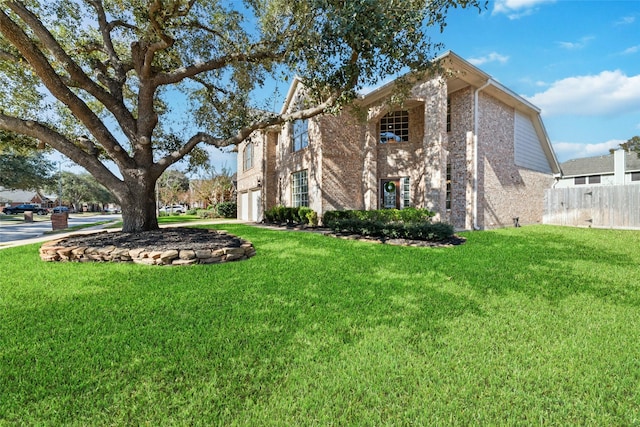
top-left (104, 207), bottom-right (121, 214)
top-left (2, 204), bottom-right (49, 215)
top-left (159, 205), bottom-right (186, 214)
top-left (52, 206), bottom-right (70, 213)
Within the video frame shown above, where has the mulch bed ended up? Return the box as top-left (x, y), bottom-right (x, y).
top-left (56, 227), bottom-right (244, 252)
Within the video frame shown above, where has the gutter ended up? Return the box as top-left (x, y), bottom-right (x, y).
top-left (473, 79), bottom-right (492, 230)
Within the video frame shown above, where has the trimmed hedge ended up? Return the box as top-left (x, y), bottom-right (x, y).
top-left (328, 218), bottom-right (454, 242)
top-left (323, 208), bottom-right (452, 242)
top-left (323, 207), bottom-right (435, 227)
top-left (264, 205), bottom-right (318, 226)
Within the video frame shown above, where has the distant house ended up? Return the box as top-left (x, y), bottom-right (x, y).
top-left (555, 150), bottom-right (640, 187)
top-left (0, 188), bottom-right (54, 208)
top-left (236, 51), bottom-right (561, 229)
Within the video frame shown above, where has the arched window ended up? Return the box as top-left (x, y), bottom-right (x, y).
top-left (291, 91), bottom-right (309, 152)
top-left (292, 118), bottom-right (309, 152)
top-left (243, 142), bottom-right (253, 171)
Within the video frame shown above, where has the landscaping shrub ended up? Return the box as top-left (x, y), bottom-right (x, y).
top-left (298, 207), bottom-right (319, 226)
top-left (323, 208), bottom-right (451, 241)
top-left (216, 202), bottom-right (237, 218)
top-left (328, 218), bottom-right (453, 241)
top-left (197, 208), bottom-right (219, 219)
top-left (264, 205), bottom-right (319, 226)
top-left (323, 208), bottom-right (435, 228)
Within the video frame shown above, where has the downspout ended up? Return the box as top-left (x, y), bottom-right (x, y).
top-left (473, 79), bottom-right (492, 230)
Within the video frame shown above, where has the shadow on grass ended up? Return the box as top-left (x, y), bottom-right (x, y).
top-left (0, 227), bottom-right (481, 423)
top-left (440, 226), bottom-right (640, 306)
top-left (2, 224), bottom-right (639, 423)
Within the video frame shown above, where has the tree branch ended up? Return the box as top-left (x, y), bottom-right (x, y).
top-left (0, 7), bottom-right (134, 169)
top-left (0, 113), bottom-right (123, 192)
top-left (0, 47), bottom-right (23, 62)
top-left (86, 0), bottom-right (132, 97)
top-left (154, 46), bottom-right (286, 86)
top-left (6, 1), bottom-right (138, 141)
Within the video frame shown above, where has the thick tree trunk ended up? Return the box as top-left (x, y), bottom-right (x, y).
top-left (119, 177), bottom-right (159, 233)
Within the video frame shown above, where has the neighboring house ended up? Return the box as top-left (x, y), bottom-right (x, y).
top-left (236, 51), bottom-right (561, 230)
top-left (555, 149), bottom-right (640, 187)
top-left (0, 188), bottom-right (54, 208)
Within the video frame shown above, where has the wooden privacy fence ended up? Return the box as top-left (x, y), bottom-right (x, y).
top-left (543, 185), bottom-right (640, 229)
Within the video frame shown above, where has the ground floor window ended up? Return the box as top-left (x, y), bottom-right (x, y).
top-left (292, 170), bottom-right (308, 207)
top-left (446, 163), bottom-right (452, 210)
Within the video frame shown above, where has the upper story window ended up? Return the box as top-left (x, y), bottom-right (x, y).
top-left (574, 176), bottom-right (586, 185)
top-left (292, 118), bottom-right (309, 152)
top-left (291, 91), bottom-right (309, 152)
top-left (632, 172), bottom-right (640, 182)
top-left (243, 142), bottom-right (253, 171)
top-left (588, 175), bottom-right (601, 184)
top-left (379, 110), bottom-right (409, 143)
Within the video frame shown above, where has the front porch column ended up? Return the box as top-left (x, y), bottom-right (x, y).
top-left (363, 110), bottom-right (380, 210)
top-left (421, 78), bottom-right (448, 221)
top-left (464, 131), bottom-right (475, 230)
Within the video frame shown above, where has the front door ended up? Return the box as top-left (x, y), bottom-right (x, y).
top-left (381, 179), bottom-right (400, 209)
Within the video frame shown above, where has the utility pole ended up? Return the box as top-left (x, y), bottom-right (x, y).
top-left (58, 161), bottom-right (62, 208)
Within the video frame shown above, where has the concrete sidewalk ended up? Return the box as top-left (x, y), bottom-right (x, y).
top-left (0, 219), bottom-right (246, 250)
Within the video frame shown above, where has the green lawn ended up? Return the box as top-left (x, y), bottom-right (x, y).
top-left (1, 225), bottom-right (639, 425)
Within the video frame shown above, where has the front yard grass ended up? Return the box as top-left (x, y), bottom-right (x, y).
top-left (1, 225), bottom-right (639, 425)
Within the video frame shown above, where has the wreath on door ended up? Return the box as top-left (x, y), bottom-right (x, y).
top-left (384, 181), bottom-right (396, 192)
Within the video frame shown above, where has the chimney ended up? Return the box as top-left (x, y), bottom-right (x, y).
top-left (614, 149), bottom-right (625, 185)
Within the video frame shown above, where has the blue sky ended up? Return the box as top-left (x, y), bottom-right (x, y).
top-left (58, 0), bottom-right (640, 175)
top-left (229, 0), bottom-right (640, 170)
top-left (434, 0), bottom-right (640, 162)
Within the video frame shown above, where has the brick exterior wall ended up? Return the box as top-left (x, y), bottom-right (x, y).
top-left (447, 88), bottom-right (475, 230)
top-left (477, 93), bottom-right (554, 228)
top-left (317, 112), bottom-right (366, 212)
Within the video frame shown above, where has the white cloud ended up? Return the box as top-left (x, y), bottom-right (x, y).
top-left (556, 36), bottom-right (594, 50)
top-left (493, 0), bottom-right (556, 19)
top-left (553, 139), bottom-right (624, 161)
top-left (526, 70), bottom-right (640, 116)
top-left (622, 45), bottom-right (640, 55)
top-left (467, 52), bottom-right (510, 66)
top-left (615, 16), bottom-right (635, 25)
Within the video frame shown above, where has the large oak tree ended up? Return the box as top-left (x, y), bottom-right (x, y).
top-left (0, 0), bottom-right (482, 232)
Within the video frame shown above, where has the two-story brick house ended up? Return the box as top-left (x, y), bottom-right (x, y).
top-left (236, 51), bottom-right (561, 229)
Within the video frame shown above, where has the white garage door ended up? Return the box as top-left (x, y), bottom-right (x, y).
top-left (250, 190), bottom-right (261, 222)
top-left (240, 192), bottom-right (249, 221)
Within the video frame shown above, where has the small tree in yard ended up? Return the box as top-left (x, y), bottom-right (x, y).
top-left (0, 0), bottom-right (483, 232)
top-left (191, 165), bottom-right (235, 208)
top-left (157, 169), bottom-right (189, 208)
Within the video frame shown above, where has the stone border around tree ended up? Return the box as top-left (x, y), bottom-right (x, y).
top-left (39, 234), bottom-right (256, 266)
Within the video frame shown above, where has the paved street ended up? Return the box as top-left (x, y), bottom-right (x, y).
top-left (0, 214), bottom-right (121, 246)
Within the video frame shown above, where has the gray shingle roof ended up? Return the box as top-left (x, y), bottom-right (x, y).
top-left (0, 188), bottom-right (39, 204)
top-left (561, 151), bottom-right (640, 177)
